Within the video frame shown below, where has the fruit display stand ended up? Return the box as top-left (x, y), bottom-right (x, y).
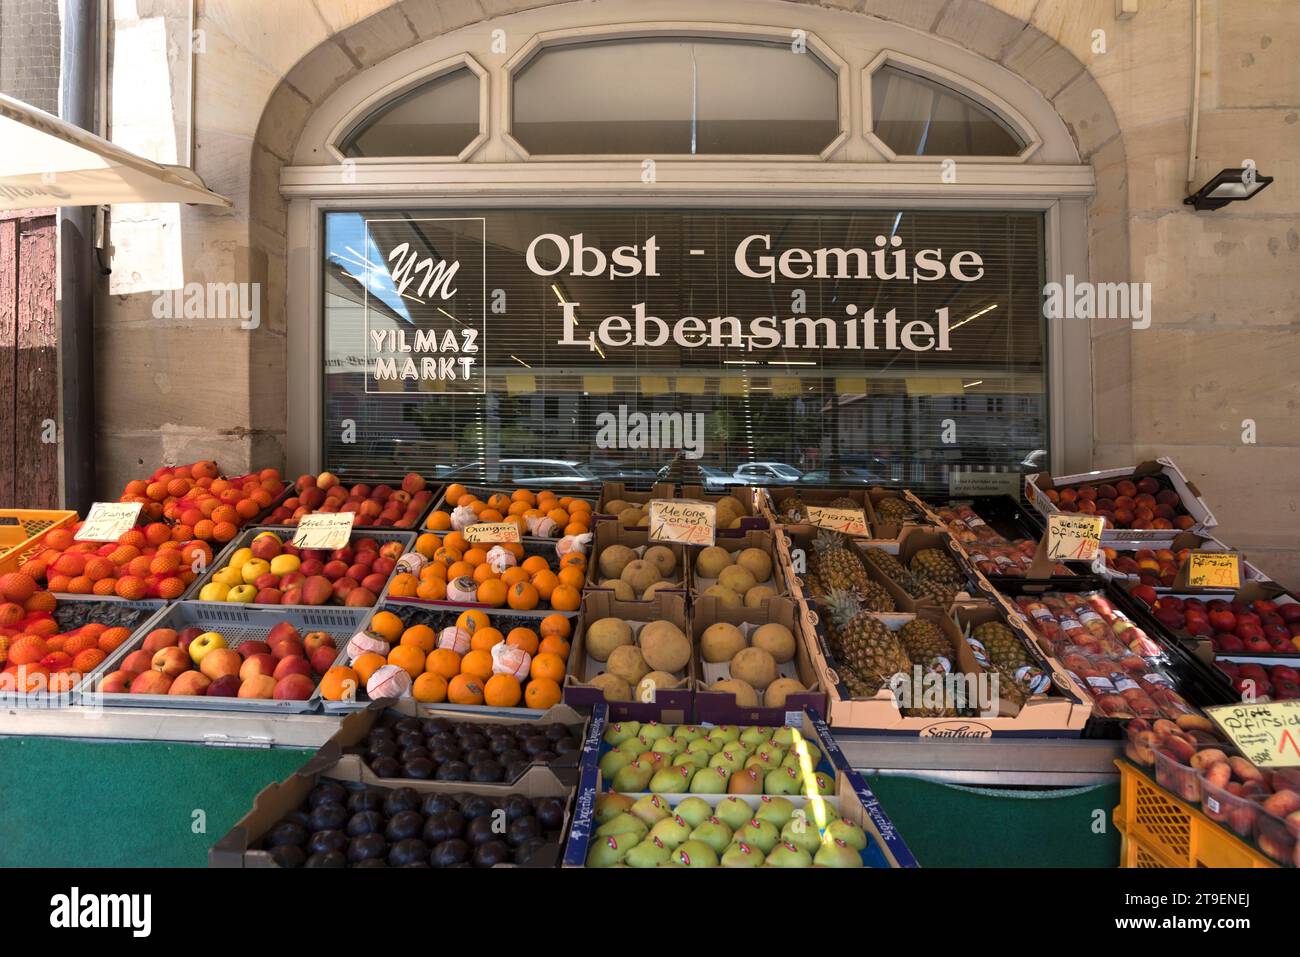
top-left (584, 521), bottom-right (688, 597)
top-left (759, 485), bottom-right (881, 541)
top-left (261, 472), bottom-right (439, 529)
top-left (0, 508), bottom-right (77, 569)
top-left (686, 529), bottom-right (788, 604)
top-left (673, 484), bottom-right (767, 535)
top-left (867, 488), bottom-right (927, 540)
top-left (565, 704), bottom-right (918, 868)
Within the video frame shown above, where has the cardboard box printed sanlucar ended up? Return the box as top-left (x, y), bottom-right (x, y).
top-left (564, 705), bottom-right (917, 867)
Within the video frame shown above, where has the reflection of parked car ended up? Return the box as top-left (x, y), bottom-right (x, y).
top-left (335, 438), bottom-right (450, 479)
top-left (733, 462), bottom-right (803, 484)
top-left (436, 459), bottom-right (597, 488)
top-left (800, 454), bottom-right (896, 486)
top-left (583, 458), bottom-right (664, 484)
top-left (654, 463), bottom-right (740, 492)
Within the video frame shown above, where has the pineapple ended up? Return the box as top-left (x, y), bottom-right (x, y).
top-left (974, 621), bottom-right (1031, 670)
top-left (861, 547), bottom-right (916, 591)
top-left (899, 619), bottom-right (954, 674)
top-left (821, 589), bottom-right (912, 698)
top-left (808, 530), bottom-right (869, 593)
top-left (910, 547), bottom-right (963, 586)
top-left (827, 496), bottom-right (859, 510)
top-left (875, 497), bottom-right (916, 524)
top-left (778, 495), bottom-right (806, 523)
top-left (912, 577), bottom-right (959, 608)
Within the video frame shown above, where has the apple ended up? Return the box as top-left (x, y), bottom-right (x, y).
top-left (346, 563), bottom-right (370, 581)
top-left (122, 650), bottom-right (154, 674)
top-left (330, 546), bottom-right (355, 565)
top-left (188, 631), bottom-right (228, 664)
top-left (270, 636), bottom-right (305, 660)
top-left (299, 559), bottom-right (325, 577)
top-left (130, 671), bottom-right (173, 695)
top-left (300, 487), bottom-right (326, 509)
top-left (322, 560), bottom-right (349, 581)
top-left (379, 541), bottom-right (404, 561)
top-left (361, 573), bottom-right (388, 594)
top-left (310, 646), bottom-right (339, 675)
top-left (177, 627), bottom-right (205, 654)
top-left (273, 674), bottom-right (315, 700)
top-left (238, 674), bottom-right (277, 699)
top-left (303, 632), bottom-right (335, 656)
top-left (99, 669), bottom-right (136, 694)
top-left (301, 576), bottom-right (334, 606)
top-left (142, 628), bottom-right (179, 655)
top-left (281, 587), bottom-right (303, 605)
top-left (240, 559), bottom-right (271, 585)
top-left (345, 587), bottom-right (377, 607)
top-left (269, 554), bottom-right (300, 577)
top-left (212, 567), bottom-right (243, 588)
top-left (199, 582), bottom-right (230, 602)
top-left (333, 578), bottom-right (358, 601)
top-left (206, 675), bottom-right (241, 697)
top-left (317, 472), bottom-right (339, 491)
top-left (227, 584), bottom-right (258, 603)
top-left (199, 648), bottom-right (242, 681)
top-left (249, 535), bottom-right (282, 561)
top-left (273, 656), bottom-right (313, 681)
top-left (169, 671), bottom-right (212, 696)
top-left (240, 654), bottom-right (278, 682)
top-left (253, 573), bottom-right (281, 591)
top-left (279, 571), bottom-right (306, 590)
top-left (371, 556), bottom-right (396, 577)
top-left (152, 647), bottom-right (190, 678)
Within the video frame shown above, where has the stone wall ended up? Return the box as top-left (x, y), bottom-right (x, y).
top-left (94, 0), bottom-right (1300, 585)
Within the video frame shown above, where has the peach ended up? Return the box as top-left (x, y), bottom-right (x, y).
top-left (1191, 748), bottom-right (1229, 771)
top-left (401, 472), bottom-right (425, 495)
top-left (1203, 761), bottom-right (1232, 790)
top-left (130, 671), bottom-right (173, 695)
top-left (1261, 790), bottom-right (1300, 818)
top-left (1162, 735), bottom-right (1196, 765)
top-left (1229, 756), bottom-right (1263, 783)
top-left (301, 576), bottom-right (333, 606)
top-left (199, 647), bottom-right (242, 681)
top-left (345, 587), bottom-right (377, 607)
top-left (169, 671), bottom-right (212, 696)
top-left (240, 653), bottom-right (278, 682)
top-left (141, 628), bottom-right (179, 655)
top-left (238, 673), bottom-right (277, 699)
top-left (273, 673), bottom-right (315, 700)
top-left (273, 655), bottom-right (312, 681)
top-left (152, 647), bottom-right (190, 678)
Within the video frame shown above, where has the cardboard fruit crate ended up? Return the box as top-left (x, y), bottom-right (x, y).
top-left (594, 481), bottom-right (675, 521)
top-left (686, 528), bottom-right (787, 603)
top-left (775, 526), bottom-right (917, 627)
top-left (428, 482), bottom-right (600, 542)
top-left (562, 704), bottom-right (918, 868)
top-left (583, 521), bottom-right (687, 599)
top-left (0, 508), bottom-right (78, 573)
top-left (759, 485), bottom-right (881, 541)
top-left (675, 484), bottom-right (767, 536)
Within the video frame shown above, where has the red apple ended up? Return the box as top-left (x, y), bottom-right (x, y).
top-left (122, 650), bottom-right (154, 674)
top-left (206, 675), bottom-right (241, 697)
top-left (177, 626), bottom-right (204, 653)
top-left (250, 536), bottom-right (282, 561)
top-left (99, 669), bottom-right (136, 694)
top-left (238, 674), bottom-right (277, 699)
top-left (237, 640), bottom-right (271, 660)
top-left (333, 578), bottom-right (358, 601)
top-left (199, 648), bottom-right (243, 681)
top-left (310, 646), bottom-right (339, 675)
top-left (273, 654), bottom-right (313, 681)
top-left (141, 628), bottom-right (179, 655)
top-left (322, 560), bottom-right (349, 581)
top-left (254, 588), bottom-right (283, 605)
top-left (152, 647), bottom-right (190, 678)
top-left (130, 671), bottom-right (173, 695)
top-left (345, 587), bottom-right (377, 607)
top-left (169, 671), bottom-right (212, 696)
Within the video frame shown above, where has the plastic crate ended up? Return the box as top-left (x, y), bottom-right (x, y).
top-left (1119, 829), bottom-right (1173, 868)
top-left (1114, 761), bottom-right (1276, 868)
top-left (0, 509), bottom-right (78, 574)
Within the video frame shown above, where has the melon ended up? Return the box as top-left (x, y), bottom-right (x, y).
top-left (589, 672), bottom-right (632, 702)
top-left (586, 617), bottom-right (634, 662)
top-left (702, 584), bottom-right (742, 608)
top-left (751, 623), bottom-right (796, 663)
top-left (764, 677), bottom-right (806, 708)
top-left (730, 647), bottom-right (779, 690)
top-left (710, 677), bottom-right (758, 707)
top-left (643, 545), bottom-right (678, 577)
top-left (695, 546), bottom-right (732, 579)
top-left (639, 621), bottom-right (691, 673)
top-left (700, 622), bottom-right (747, 663)
top-left (736, 547), bottom-right (772, 582)
top-left (607, 644), bottom-right (651, 685)
top-left (620, 559), bottom-right (661, 594)
top-left (598, 544), bottom-right (637, 580)
top-left (717, 565), bottom-right (757, 594)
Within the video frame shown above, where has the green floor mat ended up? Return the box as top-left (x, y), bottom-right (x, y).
top-left (0, 738), bottom-right (312, 868)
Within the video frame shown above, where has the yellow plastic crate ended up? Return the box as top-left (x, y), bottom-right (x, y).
top-left (1115, 761), bottom-right (1276, 869)
top-left (0, 509), bottom-right (77, 574)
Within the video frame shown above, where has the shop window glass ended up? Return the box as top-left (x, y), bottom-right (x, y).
top-left (322, 208), bottom-right (1046, 492)
top-left (339, 67), bottom-right (480, 158)
top-left (871, 65), bottom-right (1024, 157)
top-left (511, 37), bottom-right (840, 155)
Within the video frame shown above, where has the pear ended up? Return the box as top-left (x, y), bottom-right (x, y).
top-left (688, 737), bottom-right (722, 756)
top-left (764, 840), bottom-right (813, 868)
top-left (803, 797), bottom-right (837, 827)
top-left (612, 760), bottom-right (655, 793)
top-left (673, 725), bottom-right (705, 743)
top-left (708, 749), bottom-right (746, 773)
top-left (638, 721), bottom-right (671, 743)
top-left (743, 750), bottom-right (781, 773)
top-left (770, 726), bottom-right (798, 748)
top-left (814, 837), bottom-right (863, 868)
top-left (714, 796), bottom-right (755, 831)
top-left (740, 726), bottom-right (774, 748)
top-left (674, 751), bottom-right (708, 771)
top-left (625, 836), bottom-right (673, 868)
top-left (720, 841), bottom-right (765, 868)
top-left (649, 764), bottom-right (693, 794)
top-left (630, 794), bottom-right (671, 826)
top-left (781, 742), bottom-right (822, 770)
top-left (765, 766), bottom-right (805, 796)
top-left (754, 796), bottom-right (795, 829)
top-left (809, 771), bottom-right (836, 796)
top-left (651, 735), bottom-right (686, 757)
top-left (690, 765), bottom-right (730, 794)
top-left (826, 818), bottom-right (868, 851)
top-left (597, 813), bottom-right (648, 842)
top-left (594, 792), bottom-right (635, 824)
top-left (617, 735), bottom-right (651, 758)
top-left (727, 767), bottom-right (764, 796)
top-left (586, 833), bottom-right (632, 867)
top-left (638, 750), bottom-right (668, 770)
top-left (671, 839), bottom-right (719, 868)
top-left (673, 797), bottom-right (713, 829)
top-left (780, 817), bottom-right (823, 855)
top-left (708, 725), bottom-right (741, 744)
top-left (603, 720), bottom-right (642, 746)
top-left (688, 818), bottom-right (734, 855)
top-left (735, 818), bottom-right (780, 854)
top-left (648, 814), bottom-right (692, 848)
top-left (599, 749), bottom-right (635, 781)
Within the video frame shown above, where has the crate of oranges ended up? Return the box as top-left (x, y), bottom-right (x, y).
top-left (390, 529), bottom-right (586, 614)
top-left (117, 461), bottom-right (289, 545)
top-left (314, 603), bottom-right (576, 718)
top-left (424, 484), bottom-right (597, 540)
top-left (10, 522), bottom-right (216, 603)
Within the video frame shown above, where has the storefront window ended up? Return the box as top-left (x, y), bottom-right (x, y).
top-left (338, 66), bottom-right (481, 158)
top-left (322, 208), bottom-right (1045, 490)
top-left (511, 37), bottom-right (841, 155)
top-left (871, 65), bottom-right (1024, 157)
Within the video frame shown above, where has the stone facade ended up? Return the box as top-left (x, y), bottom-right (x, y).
top-left (95, 0), bottom-right (1300, 585)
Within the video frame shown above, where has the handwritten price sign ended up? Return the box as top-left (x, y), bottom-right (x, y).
top-left (1186, 551), bottom-right (1241, 589)
top-left (75, 502), bottom-right (143, 542)
top-left (1205, 701), bottom-right (1300, 768)
top-left (805, 506), bottom-right (869, 537)
top-left (291, 512), bottom-right (355, 550)
top-left (648, 499), bottom-right (716, 547)
top-left (1046, 513), bottom-right (1104, 561)
top-left (464, 521), bottom-right (522, 544)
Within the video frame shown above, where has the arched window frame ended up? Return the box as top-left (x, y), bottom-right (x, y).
top-left (863, 50), bottom-right (1042, 163)
top-left (325, 52), bottom-right (489, 164)
top-left (499, 23), bottom-right (851, 161)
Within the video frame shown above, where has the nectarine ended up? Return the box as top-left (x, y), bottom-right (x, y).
top-left (238, 674), bottom-right (277, 699)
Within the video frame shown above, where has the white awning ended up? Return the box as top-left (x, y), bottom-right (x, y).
top-left (0, 93), bottom-right (231, 211)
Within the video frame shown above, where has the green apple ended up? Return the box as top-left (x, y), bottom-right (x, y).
top-left (188, 631), bottom-right (227, 664)
top-left (198, 582), bottom-right (229, 602)
top-left (240, 559), bottom-right (271, 584)
top-left (226, 584), bottom-right (258, 604)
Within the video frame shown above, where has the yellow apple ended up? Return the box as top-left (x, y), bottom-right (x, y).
top-left (227, 584), bottom-right (258, 603)
top-left (188, 631), bottom-right (228, 664)
top-left (241, 558), bottom-right (271, 584)
top-left (269, 554), bottom-right (301, 576)
top-left (213, 567), bottom-right (243, 587)
top-left (227, 547), bottom-right (254, 571)
top-left (199, 582), bottom-right (230, 602)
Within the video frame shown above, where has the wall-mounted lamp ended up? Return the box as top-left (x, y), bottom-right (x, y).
top-left (1184, 167), bottom-right (1274, 211)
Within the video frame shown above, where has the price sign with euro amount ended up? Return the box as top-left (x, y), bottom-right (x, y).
top-left (291, 512), bottom-right (355, 550)
top-left (648, 499), bottom-right (716, 547)
top-left (1186, 551), bottom-right (1241, 589)
top-left (75, 502), bottom-right (143, 542)
top-left (1046, 513), bottom-right (1104, 561)
top-left (805, 506), bottom-right (869, 537)
top-left (1205, 701), bottom-right (1300, 768)
top-left (464, 521), bottom-right (521, 544)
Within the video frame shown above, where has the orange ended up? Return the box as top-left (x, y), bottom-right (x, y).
top-left (434, 546), bottom-right (462, 565)
top-left (448, 560), bottom-right (475, 581)
top-left (470, 627), bottom-right (504, 653)
top-left (369, 610), bottom-right (404, 642)
top-left (563, 522), bottom-right (587, 536)
top-left (72, 648), bottom-right (106, 672)
top-left (478, 508), bottom-right (503, 523)
top-left (447, 673), bottom-right (484, 705)
top-left (8, 635), bottom-right (50, 665)
top-left (547, 508), bottom-right (569, 526)
top-left (388, 644), bottom-right (426, 679)
top-left (521, 555), bottom-right (550, 576)
top-left (445, 483), bottom-right (468, 504)
top-left (508, 501), bottom-right (530, 517)
top-left (507, 581), bottom-right (539, 611)
top-left (444, 531), bottom-right (469, 554)
top-left (511, 488), bottom-right (535, 504)
top-left (472, 563), bottom-right (499, 585)
top-left (557, 566), bottom-right (585, 590)
top-left (540, 613), bottom-right (572, 639)
top-left (387, 573), bottom-right (418, 598)
top-left (416, 578), bottom-right (447, 601)
top-left (456, 609), bottom-right (490, 634)
top-left (415, 533), bottom-right (441, 558)
top-left (24, 592), bottom-right (56, 614)
top-left (530, 651), bottom-right (565, 683)
top-left (531, 570), bottom-right (559, 601)
top-left (425, 648), bottom-right (462, 681)
top-left (506, 627), bottom-right (539, 656)
top-left (483, 674), bottom-right (521, 708)
top-left (570, 499), bottom-right (592, 513)
top-left (400, 624), bottom-right (437, 652)
top-left (62, 634), bottom-right (99, 656)
top-left (412, 672), bottom-right (448, 703)
top-left (538, 636), bottom-right (570, 660)
top-left (560, 552), bottom-right (587, 570)
top-left (487, 493), bottom-right (511, 512)
top-left (97, 627), bottom-right (131, 654)
top-left (352, 652), bottom-right (386, 685)
top-left (550, 585), bottom-right (580, 612)
top-left (426, 510), bottom-right (452, 531)
top-left (476, 578), bottom-right (507, 607)
top-left (320, 666), bottom-right (360, 701)
top-left (421, 561), bottom-right (448, 582)
top-left (524, 677), bottom-right (562, 710)
top-left (501, 567), bottom-right (529, 588)
top-left (460, 649), bottom-right (494, 682)
top-left (462, 547), bottom-right (488, 567)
